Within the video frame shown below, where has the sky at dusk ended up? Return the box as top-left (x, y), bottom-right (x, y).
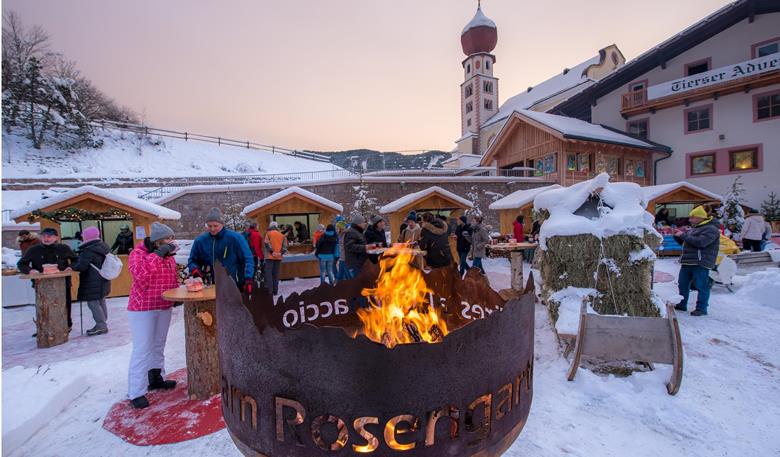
top-left (4, 0), bottom-right (730, 152)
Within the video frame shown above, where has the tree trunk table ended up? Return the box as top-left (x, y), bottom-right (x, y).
top-left (162, 285), bottom-right (219, 400)
top-left (489, 243), bottom-right (538, 291)
top-left (20, 271), bottom-right (75, 349)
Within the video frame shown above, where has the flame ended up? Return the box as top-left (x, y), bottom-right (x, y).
top-left (357, 244), bottom-right (449, 348)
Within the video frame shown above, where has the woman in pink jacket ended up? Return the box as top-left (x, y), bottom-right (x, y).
top-left (126, 222), bottom-right (180, 409)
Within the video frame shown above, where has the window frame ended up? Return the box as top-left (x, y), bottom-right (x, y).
top-left (465, 101), bottom-right (473, 113)
top-left (484, 99), bottom-right (493, 110)
top-left (465, 84), bottom-right (473, 98)
top-left (753, 88), bottom-right (780, 122)
top-left (625, 118), bottom-right (649, 139)
top-left (689, 153), bottom-right (717, 176)
top-left (627, 79), bottom-right (648, 92)
top-left (684, 57), bottom-right (711, 76)
top-left (728, 148), bottom-right (759, 172)
top-left (751, 36), bottom-right (780, 58)
top-left (684, 104), bottom-right (713, 134)
top-left (483, 81), bottom-right (493, 94)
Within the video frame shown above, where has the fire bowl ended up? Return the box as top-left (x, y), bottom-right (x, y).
top-left (215, 262), bottom-right (535, 456)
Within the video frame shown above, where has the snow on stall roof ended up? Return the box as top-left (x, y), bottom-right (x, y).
top-left (534, 173), bottom-right (658, 250)
top-left (489, 184), bottom-right (563, 210)
top-left (379, 186), bottom-right (473, 214)
top-left (241, 186), bottom-right (343, 216)
top-left (461, 6), bottom-right (496, 34)
top-left (641, 181), bottom-right (722, 203)
top-left (10, 185), bottom-right (181, 220)
top-left (517, 109), bottom-right (657, 149)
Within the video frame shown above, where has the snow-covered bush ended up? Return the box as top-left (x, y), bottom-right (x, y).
top-left (719, 176), bottom-right (746, 233)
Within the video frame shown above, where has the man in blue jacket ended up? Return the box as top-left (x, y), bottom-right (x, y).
top-left (188, 208), bottom-right (255, 293)
top-left (673, 206), bottom-right (720, 316)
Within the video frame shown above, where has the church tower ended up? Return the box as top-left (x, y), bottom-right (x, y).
top-left (459, 3), bottom-right (498, 154)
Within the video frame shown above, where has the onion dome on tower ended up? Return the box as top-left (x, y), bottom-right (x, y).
top-left (460, 3), bottom-right (498, 56)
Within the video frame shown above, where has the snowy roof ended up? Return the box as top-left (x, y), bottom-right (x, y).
top-left (533, 173), bottom-right (658, 249)
top-left (641, 182), bottom-right (722, 203)
top-left (241, 186), bottom-right (343, 216)
top-left (455, 131), bottom-right (478, 143)
top-left (482, 54), bottom-right (600, 128)
top-left (489, 185), bottom-right (563, 210)
top-left (11, 185), bottom-right (181, 221)
top-left (519, 110), bottom-right (657, 149)
top-left (462, 7), bottom-right (496, 34)
top-left (380, 186), bottom-right (473, 214)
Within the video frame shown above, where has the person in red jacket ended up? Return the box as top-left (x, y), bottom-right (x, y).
top-left (243, 222), bottom-right (264, 279)
top-left (126, 222), bottom-right (180, 409)
top-left (513, 215), bottom-right (525, 242)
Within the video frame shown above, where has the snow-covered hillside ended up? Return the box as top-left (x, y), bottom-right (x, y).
top-left (1, 128), bottom-right (341, 180)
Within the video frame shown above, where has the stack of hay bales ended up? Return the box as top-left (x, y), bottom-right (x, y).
top-left (534, 173), bottom-right (662, 325)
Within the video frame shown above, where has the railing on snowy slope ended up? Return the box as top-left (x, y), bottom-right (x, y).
top-left (90, 119), bottom-right (332, 163)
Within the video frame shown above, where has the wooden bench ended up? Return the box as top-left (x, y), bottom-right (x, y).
top-left (730, 251), bottom-right (778, 270)
top-left (567, 302), bottom-right (683, 395)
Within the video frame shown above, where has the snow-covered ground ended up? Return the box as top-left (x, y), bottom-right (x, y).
top-left (1, 128), bottom-right (340, 180)
top-left (3, 259), bottom-right (780, 456)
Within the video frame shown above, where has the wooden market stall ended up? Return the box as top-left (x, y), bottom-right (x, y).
top-left (12, 185), bottom-right (182, 297)
top-left (379, 186), bottom-right (473, 243)
top-left (642, 181), bottom-right (723, 257)
top-left (242, 186), bottom-right (343, 280)
top-left (489, 184), bottom-right (562, 238)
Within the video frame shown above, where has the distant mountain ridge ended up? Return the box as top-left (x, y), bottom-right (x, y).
top-left (310, 149), bottom-right (452, 171)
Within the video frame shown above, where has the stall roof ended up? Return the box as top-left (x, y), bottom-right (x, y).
top-left (11, 185), bottom-right (181, 221)
top-left (489, 185), bottom-right (563, 210)
top-left (380, 186), bottom-right (473, 214)
top-left (641, 182), bottom-right (722, 204)
top-left (241, 186), bottom-right (343, 216)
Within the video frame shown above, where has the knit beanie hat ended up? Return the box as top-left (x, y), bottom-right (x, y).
top-left (459, 215), bottom-right (468, 224)
top-left (370, 215), bottom-right (384, 226)
top-left (351, 214), bottom-right (366, 225)
top-left (407, 211), bottom-right (417, 222)
top-left (82, 226), bottom-right (101, 242)
top-left (150, 222), bottom-right (175, 242)
top-left (206, 207), bottom-right (223, 223)
top-left (689, 206), bottom-right (708, 219)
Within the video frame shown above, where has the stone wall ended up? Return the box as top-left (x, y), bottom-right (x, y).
top-left (162, 179), bottom-right (547, 239)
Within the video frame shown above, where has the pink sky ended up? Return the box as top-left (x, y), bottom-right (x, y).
top-left (5, 0), bottom-right (729, 152)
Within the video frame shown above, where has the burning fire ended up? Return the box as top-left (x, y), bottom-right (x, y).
top-left (357, 245), bottom-right (449, 348)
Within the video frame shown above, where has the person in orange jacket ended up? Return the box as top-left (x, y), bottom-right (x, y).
top-left (263, 221), bottom-right (288, 296)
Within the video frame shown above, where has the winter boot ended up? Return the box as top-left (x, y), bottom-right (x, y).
top-left (86, 326), bottom-right (108, 336)
top-left (674, 304), bottom-right (687, 312)
top-left (148, 369), bottom-right (177, 390)
top-left (690, 309), bottom-right (707, 316)
top-left (130, 395), bottom-right (149, 409)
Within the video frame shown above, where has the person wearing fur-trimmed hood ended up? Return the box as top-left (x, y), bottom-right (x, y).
top-left (419, 212), bottom-right (452, 268)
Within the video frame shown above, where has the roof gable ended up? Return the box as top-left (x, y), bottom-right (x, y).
top-left (380, 186), bottom-right (473, 214)
top-left (242, 186), bottom-right (343, 216)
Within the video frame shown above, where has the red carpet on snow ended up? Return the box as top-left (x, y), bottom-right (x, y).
top-left (653, 271), bottom-right (675, 283)
top-left (102, 368), bottom-right (225, 445)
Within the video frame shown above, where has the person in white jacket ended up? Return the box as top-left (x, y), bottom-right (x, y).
top-left (741, 212), bottom-right (768, 252)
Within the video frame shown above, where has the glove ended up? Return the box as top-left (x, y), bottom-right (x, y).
top-left (244, 279), bottom-right (253, 294)
top-left (154, 243), bottom-right (175, 258)
top-left (191, 268), bottom-right (202, 278)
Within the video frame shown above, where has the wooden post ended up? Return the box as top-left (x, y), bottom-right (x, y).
top-left (163, 286), bottom-right (220, 400)
top-left (183, 299), bottom-right (219, 399)
top-left (510, 251), bottom-right (524, 291)
top-left (21, 272), bottom-right (73, 349)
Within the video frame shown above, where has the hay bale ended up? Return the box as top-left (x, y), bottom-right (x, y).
top-left (541, 229), bottom-right (660, 325)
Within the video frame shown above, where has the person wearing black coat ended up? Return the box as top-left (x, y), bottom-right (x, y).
top-left (343, 216), bottom-right (369, 278)
top-left (315, 225), bottom-right (339, 285)
top-left (111, 225), bottom-right (135, 255)
top-left (71, 227), bottom-right (112, 336)
top-left (419, 213), bottom-right (452, 269)
top-left (455, 216), bottom-right (472, 276)
top-left (364, 216), bottom-right (388, 264)
top-left (17, 227), bottom-right (76, 329)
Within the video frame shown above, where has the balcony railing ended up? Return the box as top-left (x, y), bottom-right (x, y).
top-left (622, 89), bottom-right (648, 110)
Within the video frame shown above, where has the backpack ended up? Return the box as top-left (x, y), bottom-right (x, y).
top-left (91, 253), bottom-right (123, 280)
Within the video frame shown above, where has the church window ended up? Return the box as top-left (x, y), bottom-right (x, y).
top-left (483, 81), bottom-right (493, 93)
top-left (466, 102), bottom-right (473, 113)
top-left (465, 84), bottom-right (473, 98)
top-left (484, 99), bottom-right (493, 110)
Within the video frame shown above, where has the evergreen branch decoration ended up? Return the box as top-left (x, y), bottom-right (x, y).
top-left (31, 207), bottom-right (131, 222)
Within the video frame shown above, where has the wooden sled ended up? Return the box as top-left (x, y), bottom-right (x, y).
top-left (566, 302), bottom-right (683, 395)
